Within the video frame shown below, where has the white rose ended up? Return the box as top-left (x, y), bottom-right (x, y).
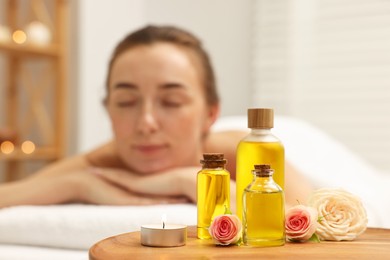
top-left (308, 188), bottom-right (368, 241)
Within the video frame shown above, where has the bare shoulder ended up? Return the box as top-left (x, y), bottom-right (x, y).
top-left (30, 141), bottom-right (126, 178)
top-left (85, 140), bottom-right (127, 168)
top-left (204, 130), bottom-right (248, 178)
top-left (205, 130), bottom-right (247, 151)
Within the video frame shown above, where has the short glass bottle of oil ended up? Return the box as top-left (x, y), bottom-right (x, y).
top-left (243, 164), bottom-right (285, 246)
top-left (197, 153), bottom-right (230, 239)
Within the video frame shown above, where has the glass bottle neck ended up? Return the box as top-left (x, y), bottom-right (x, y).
top-left (202, 162), bottom-right (226, 169)
top-left (254, 173), bottom-right (273, 180)
top-left (250, 128), bottom-right (272, 134)
top-left (248, 172), bottom-right (283, 193)
top-left (251, 173), bottom-right (276, 186)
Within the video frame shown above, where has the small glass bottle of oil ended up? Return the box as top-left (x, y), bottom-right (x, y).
top-left (243, 164), bottom-right (285, 247)
top-left (197, 153), bottom-right (230, 239)
top-left (236, 108), bottom-right (284, 222)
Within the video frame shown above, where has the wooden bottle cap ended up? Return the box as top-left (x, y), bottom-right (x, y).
top-left (248, 108), bottom-right (274, 129)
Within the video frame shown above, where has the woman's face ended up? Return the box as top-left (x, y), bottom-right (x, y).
top-left (106, 43), bottom-right (218, 174)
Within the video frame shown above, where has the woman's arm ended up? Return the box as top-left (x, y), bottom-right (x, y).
top-left (91, 166), bottom-right (197, 201)
top-left (284, 162), bottom-right (313, 208)
top-left (90, 131), bottom-right (245, 206)
top-left (93, 131), bottom-right (248, 209)
top-left (0, 142), bottom-right (185, 208)
top-left (204, 130), bottom-right (248, 179)
top-left (0, 155), bottom-right (88, 207)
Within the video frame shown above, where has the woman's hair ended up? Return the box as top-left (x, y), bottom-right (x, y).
top-left (105, 25), bottom-right (219, 106)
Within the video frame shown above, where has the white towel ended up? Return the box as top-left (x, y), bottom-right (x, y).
top-left (0, 204), bottom-right (196, 250)
top-left (0, 244), bottom-right (87, 260)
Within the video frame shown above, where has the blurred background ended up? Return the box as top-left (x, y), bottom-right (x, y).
top-left (0, 0), bottom-right (389, 181)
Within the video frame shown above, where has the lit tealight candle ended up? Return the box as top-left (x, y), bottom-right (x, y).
top-left (141, 214), bottom-right (187, 247)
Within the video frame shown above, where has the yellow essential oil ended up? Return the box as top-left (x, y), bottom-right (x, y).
top-left (197, 153), bottom-right (230, 239)
top-left (243, 164), bottom-right (285, 246)
top-left (236, 108), bottom-right (284, 222)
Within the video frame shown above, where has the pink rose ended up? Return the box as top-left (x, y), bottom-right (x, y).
top-left (285, 205), bottom-right (318, 242)
top-left (208, 214), bottom-right (242, 245)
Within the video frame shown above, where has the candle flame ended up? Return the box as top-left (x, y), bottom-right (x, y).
top-left (161, 214), bottom-right (167, 229)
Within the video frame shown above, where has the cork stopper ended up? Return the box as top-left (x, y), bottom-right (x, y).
top-left (252, 164), bottom-right (273, 176)
top-left (248, 108), bottom-right (274, 129)
top-left (202, 153), bottom-right (224, 161)
top-left (200, 153), bottom-right (227, 168)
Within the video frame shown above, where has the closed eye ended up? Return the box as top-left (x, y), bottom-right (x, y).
top-left (161, 100), bottom-right (183, 108)
top-left (117, 100), bottom-right (137, 107)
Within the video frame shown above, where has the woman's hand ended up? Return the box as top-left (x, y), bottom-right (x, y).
top-left (73, 170), bottom-right (188, 205)
top-left (0, 170), bottom-right (186, 208)
top-left (91, 166), bottom-right (199, 203)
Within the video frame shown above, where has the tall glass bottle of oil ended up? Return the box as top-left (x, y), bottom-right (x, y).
top-left (197, 153), bottom-right (230, 239)
top-left (236, 108), bottom-right (284, 221)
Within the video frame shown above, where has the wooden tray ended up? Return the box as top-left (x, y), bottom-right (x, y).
top-left (89, 226), bottom-right (390, 259)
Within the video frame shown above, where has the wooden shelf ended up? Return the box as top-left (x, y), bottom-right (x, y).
top-left (0, 0), bottom-right (68, 181)
top-left (0, 147), bottom-right (59, 161)
top-left (0, 42), bottom-right (60, 58)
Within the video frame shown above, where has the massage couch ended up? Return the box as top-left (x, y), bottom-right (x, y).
top-left (0, 116), bottom-right (389, 259)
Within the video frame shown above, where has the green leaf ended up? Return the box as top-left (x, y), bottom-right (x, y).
top-left (224, 205), bottom-right (232, 215)
top-left (318, 213), bottom-right (329, 223)
top-left (308, 233), bottom-right (321, 243)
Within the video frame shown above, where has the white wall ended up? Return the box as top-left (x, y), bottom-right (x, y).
top-left (76, 0), bottom-right (146, 152)
top-left (144, 0), bottom-right (253, 117)
top-left (252, 0), bottom-right (390, 172)
top-left (75, 0), bottom-right (253, 153)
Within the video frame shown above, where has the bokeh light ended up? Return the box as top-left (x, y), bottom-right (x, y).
top-left (0, 141), bottom-right (15, 154)
top-left (21, 140), bottom-right (36, 154)
top-left (12, 30), bottom-right (27, 44)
